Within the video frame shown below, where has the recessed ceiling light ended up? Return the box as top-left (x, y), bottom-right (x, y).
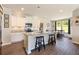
top-left (59, 9), bottom-right (63, 13)
top-left (21, 8), bottom-right (24, 11)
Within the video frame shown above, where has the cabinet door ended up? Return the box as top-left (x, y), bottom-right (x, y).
top-left (24, 34), bottom-right (28, 49)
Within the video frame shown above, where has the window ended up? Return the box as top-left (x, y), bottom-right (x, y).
top-left (56, 18), bottom-right (69, 33)
top-left (56, 20), bottom-right (62, 30)
top-left (62, 20), bottom-right (68, 33)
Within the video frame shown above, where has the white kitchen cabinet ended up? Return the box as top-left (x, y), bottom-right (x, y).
top-left (11, 32), bottom-right (24, 43)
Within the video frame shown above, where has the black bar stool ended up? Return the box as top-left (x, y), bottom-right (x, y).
top-left (48, 34), bottom-right (56, 45)
top-left (35, 36), bottom-right (45, 52)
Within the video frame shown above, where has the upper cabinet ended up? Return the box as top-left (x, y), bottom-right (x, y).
top-left (0, 5), bottom-right (3, 15)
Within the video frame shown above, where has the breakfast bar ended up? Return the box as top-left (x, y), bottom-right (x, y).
top-left (23, 32), bottom-right (55, 54)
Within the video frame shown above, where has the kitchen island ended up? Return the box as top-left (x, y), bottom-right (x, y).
top-left (23, 32), bottom-right (54, 54)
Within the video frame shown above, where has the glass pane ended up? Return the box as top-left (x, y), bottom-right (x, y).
top-left (56, 21), bottom-right (61, 30)
top-left (56, 19), bottom-right (68, 33)
top-left (62, 20), bottom-right (68, 33)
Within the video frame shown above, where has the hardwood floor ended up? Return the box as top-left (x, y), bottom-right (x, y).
top-left (31, 37), bottom-right (79, 55)
top-left (1, 37), bottom-right (79, 55)
top-left (1, 41), bottom-right (26, 55)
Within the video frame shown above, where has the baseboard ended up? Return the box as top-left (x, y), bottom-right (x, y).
top-left (72, 41), bottom-right (79, 44)
top-left (2, 40), bottom-right (24, 47)
top-left (12, 39), bottom-right (23, 42)
top-left (12, 39), bottom-right (23, 44)
top-left (2, 42), bottom-right (11, 46)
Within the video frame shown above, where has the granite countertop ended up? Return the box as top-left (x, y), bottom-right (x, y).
top-left (24, 32), bottom-right (46, 36)
top-left (23, 31), bottom-right (55, 36)
top-left (11, 30), bottom-right (24, 33)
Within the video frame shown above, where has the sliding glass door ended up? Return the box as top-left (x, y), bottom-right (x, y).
top-left (56, 19), bottom-right (70, 34)
top-left (56, 20), bottom-right (62, 31)
top-left (62, 20), bottom-right (68, 33)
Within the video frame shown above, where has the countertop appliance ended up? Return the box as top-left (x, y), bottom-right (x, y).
top-left (25, 23), bottom-right (33, 32)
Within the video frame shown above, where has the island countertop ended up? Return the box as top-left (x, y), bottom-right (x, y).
top-left (23, 31), bottom-right (55, 36)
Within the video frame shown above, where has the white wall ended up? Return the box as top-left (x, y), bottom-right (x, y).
top-left (72, 8), bottom-right (79, 44)
top-left (2, 7), bottom-right (12, 46)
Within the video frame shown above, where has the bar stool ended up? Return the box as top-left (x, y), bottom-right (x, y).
top-left (35, 36), bottom-right (45, 52)
top-left (48, 34), bottom-right (56, 45)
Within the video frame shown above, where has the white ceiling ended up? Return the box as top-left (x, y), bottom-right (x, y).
top-left (2, 4), bottom-right (79, 20)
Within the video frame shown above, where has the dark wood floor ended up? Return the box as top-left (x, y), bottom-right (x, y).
top-left (1, 41), bottom-right (26, 55)
top-left (1, 37), bottom-right (79, 55)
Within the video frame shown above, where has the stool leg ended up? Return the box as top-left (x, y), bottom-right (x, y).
top-left (54, 35), bottom-right (56, 44)
top-left (43, 37), bottom-right (45, 49)
top-left (35, 39), bottom-right (37, 50)
top-left (51, 37), bottom-right (53, 45)
top-left (38, 42), bottom-right (41, 52)
top-left (48, 36), bottom-right (50, 45)
top-left (38, 45), bottom-right (41, 52)
top-left (38, 46), bottom-right (40, 52)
